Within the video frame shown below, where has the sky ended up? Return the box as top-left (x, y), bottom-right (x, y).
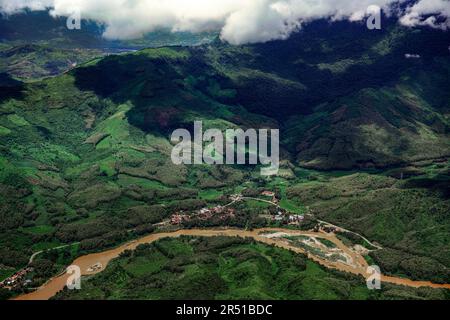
top-left (0, 0), bottom-right (449, 44)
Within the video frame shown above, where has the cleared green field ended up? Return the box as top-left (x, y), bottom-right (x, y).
top-left (23, 225), bottom-right (55, 235)
top-left (199, 189), bottom-right (223, 200)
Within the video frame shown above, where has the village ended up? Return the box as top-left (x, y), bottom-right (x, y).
top-left (0, 267), bottom-right (33, 290)
top-left (170, 203), bottom-right (237, 225)
top-left (170, 205), bottom-right (237, 225)
top-left (0, 190), bottom-right (330, 292)
top-left (170, 190), bottom-right (307, 227)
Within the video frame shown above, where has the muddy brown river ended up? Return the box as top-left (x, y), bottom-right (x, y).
top-left (14, 228), bottom-right (450, 300)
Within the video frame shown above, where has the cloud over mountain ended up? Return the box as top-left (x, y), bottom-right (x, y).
top-left (1, 0), bottom-right (449, 44)
top-left (400, 0), bottom-right (450, 29)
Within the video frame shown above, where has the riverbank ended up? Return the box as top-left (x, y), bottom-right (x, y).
top-left (14, 228), bottom-right (450, 300)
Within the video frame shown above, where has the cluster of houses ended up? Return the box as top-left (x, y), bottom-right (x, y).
top-left (288, 214), bottom-right (305, 223)
top-left (171, 205), bottom-right (236, 225)
top-left (171, 213), bottom-right (190, 225)
top-left (272, 213), bottom-right (305, 225)
top-left (0, 267), bottom-right (33, 289)
top-left (314, 225), bottom-right (338, 233)
top-left (170, 190), bottom-right (306, 227)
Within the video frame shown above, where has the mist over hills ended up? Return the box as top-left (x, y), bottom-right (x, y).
top-left (0, 10), bottom-right (216, 79)
top-left (2, 0), bottom-right (450, 44)
top-left (0, 10), bottom-right (217, 48)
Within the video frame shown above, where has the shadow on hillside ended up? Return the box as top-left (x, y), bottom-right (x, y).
top-left (0, 73), bottom-right (24, 103)
top-left (223, 19), bottom-right (450, 120)
top-left (72, 51), bottom-right (202, 136)
top-left (402, 176), bottom-right (450, 199)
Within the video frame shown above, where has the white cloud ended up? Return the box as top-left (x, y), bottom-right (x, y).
top-left (0, 0), bottom-right (53, 13)
top-left (400, 0), bottom-right (450, 30)
top-left (1, 0), bottom-right (449, 45)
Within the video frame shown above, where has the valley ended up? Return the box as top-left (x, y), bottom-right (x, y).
top-left (0, 11), bottom-right (449, 301)
top-left (13, 227), bottom-right (450, 300)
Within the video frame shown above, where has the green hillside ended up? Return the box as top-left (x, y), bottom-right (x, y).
top-left (0, 44), bottom-right (104, 80)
